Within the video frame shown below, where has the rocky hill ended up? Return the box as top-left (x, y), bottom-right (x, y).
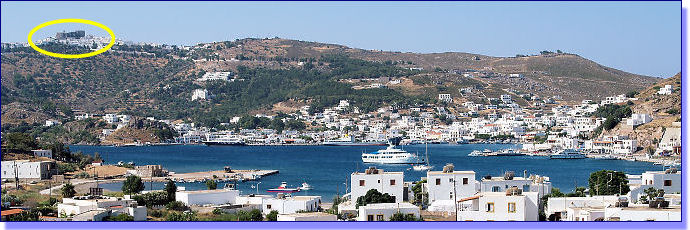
top-left (1, 38), bottom-right (661, 128)
top-left (602, 73), bottom-right (681, 152)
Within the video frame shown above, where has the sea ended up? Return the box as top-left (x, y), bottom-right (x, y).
top-left (70, 144), bottom-right (662, 202)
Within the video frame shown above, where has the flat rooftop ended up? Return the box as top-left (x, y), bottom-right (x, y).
top-left (178, 189), bottom-right (237, 194)
top-left (279, 212), bottom-right (335, 217)
top-left (428, 171), bottom-right (475, 175)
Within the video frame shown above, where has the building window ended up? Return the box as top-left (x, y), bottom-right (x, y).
top-left (360, 180), bottom-right (365, 186)
top-left (486, 202), bottom-right (495, 213)
top-left (266, 205), bottom-right (272, 209)
top-left (492, 186), bottom-right (501, 192)
top-left (378, 180), bottom-right (381, 184)
top-left (508, 202), bottom-right (516, 213)
top-left (367, 215), bottom-right (374, 221)
top-left (376, 214), bottom-right (384, 221)
top-left (523, 185), bottom-right (530, 191)
top-left (436, 178), bottom-right (441, 185)
top-left (462, 178), bottom-right (468, 185)
top-left (664, 180), bottom-right (672, 186)
top-left (449, 178), bottom-right (453, 182)
top-left (390, 180), bottom-right (396, 186)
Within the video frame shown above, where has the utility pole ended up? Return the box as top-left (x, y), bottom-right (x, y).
top-left (14, 161), bottom-right (19, 190)
top-left (453, 178), bottom-right (458, 218)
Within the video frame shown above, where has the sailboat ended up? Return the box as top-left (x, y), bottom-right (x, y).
top-left (413, 137), bottom-right (433, 171)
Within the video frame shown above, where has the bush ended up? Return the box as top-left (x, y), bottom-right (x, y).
top-left (212, 208), bottom-right (224, 215)
top-left (105, 213), bottom-right (134, 221)
top-left (165, 201), bottom-right (189, 211)
top-left (133, 191), bottom-right (169, 207)
top-left (266, 210), bottom-right (278, 221)
top-left (205, 180), bottom-right (217, 190)
top-left (389, 212), bottom-right (423, 221)
top-left (150, 209), bottom-right (165, 218)
top-left (356, 189), bottom-right (395, 208)
top-left (61, 182), bottom-right (76, 198)
top-left (166, 211), bottom-right (197, 221)
top-left (122, 175), bottom-right (145, 195)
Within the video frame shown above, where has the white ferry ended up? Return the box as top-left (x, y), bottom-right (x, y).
top-left (323, 135), bottom-right (386, 146)
top-left (362, 144), bottom-right (424, 164)
top-left (203, 133), bottom-right (246, 146)
top-left (549, 149), bottom-right (586, 159)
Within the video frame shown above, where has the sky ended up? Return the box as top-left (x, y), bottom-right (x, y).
top-left (1, 1), bottom-right (681, 78)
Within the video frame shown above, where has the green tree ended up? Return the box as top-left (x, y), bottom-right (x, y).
top-left (356, 189), bottom-right (396, 208)
top-left (106, 213), bottom-right (134, 221)
top-left (61, 182), bottom-right (76, 198)
top-left (266, 210), bottom-right (278, 221)
top-left (166, 201), bottom-right (189, 211)
top-left (164, 179), bottom-right (177, 202)
top-left (3, 132), bottom-right (38, 153)
top-left (205, 180), bottom-right (218, 190)
top-left (166, 211), bottom-right (198, 221)
top-left (639, 187), bottom-right (662, 204)
top-left (389, 212), bottom-right (423, 221)
top-left (588, 170), bottom-right (629, 196)
top-left (122, 175), bottom-right (145, 195)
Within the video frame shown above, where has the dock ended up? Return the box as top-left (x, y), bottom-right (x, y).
top-left (167, 169), bottom-right (279, 183)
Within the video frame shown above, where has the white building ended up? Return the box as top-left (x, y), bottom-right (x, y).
top-left (45, 120), bottom-right (61, 127)
top-left (197, 72), bottom-right (232, 81)
top-left (456, 190), bottom-right (539, 221)
top-left (657, 122), bottom-right (681, 155)
top-left (480, 172), bottom-right (552, 200)
top-left (357, 203), bottom-right (420, 221)
top-left (658, 85), bottom-right (673, 95)
top-left (191, 89), bottom-right (209, 101)
top-left (350, 167), bottom-right (404, 203)
top-left (176, 189), bottom-right (240, 206)
top-left (500, 94), bottom-right (512, 103)
top-left (58, 196), bottom-right (147, 221)
top-left (31, 149), bottom-right (53, 159)
top-left (262, 195), bottom-right (322, 215)
top-left (426, 164), bottom-right (477, 213)
top-left (104, 114), bottom-right (119, 123)
top-left (509, 73), bottom-right (524, 78)
top-left (627, 169), bottom-right (681, 203)
top-left (546, 195), bottom-right (619, 221)
top-left (584, 136), bottom-right (638, 155)
top-left (438, 94), bottom-right (453, 103)
top-left (1, 160), bottom-right (55, 180)
top-left (277, 212), bottom-right (337, 221)
top-left (626, 114), bottom-right (652, 127)
top-left (604, 205), bottom-right (681, 221)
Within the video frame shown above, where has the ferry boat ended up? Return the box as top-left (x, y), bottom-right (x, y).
top-left (267, 182), bottom-right (301, 193)
top-left (549, 149), bottom-right (586, 159)
top-left (495, 148), bottom-right (525, 156)
top-left (362, 144), bottom-right (424, 164)
top-left (323, 135), bottom-right (387, 146)
top-left (595, 155), bottom-right (619, 160)
top-left (457, 139), bottom-right (469, 144)
top-left (203, 133), bottom-right (246, 146)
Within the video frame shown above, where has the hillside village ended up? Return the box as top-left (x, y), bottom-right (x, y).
top-left (0, 34), bottom-right (681, 222)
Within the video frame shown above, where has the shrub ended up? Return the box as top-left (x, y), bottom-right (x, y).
top-left (105, 213), bottom-right (134, 221)
top-left (266, 210), bottom-right (278, 221)
top-left (165, 201), bottom-right (189, 211)
top-left (122, 175), bottom-right (145, 195)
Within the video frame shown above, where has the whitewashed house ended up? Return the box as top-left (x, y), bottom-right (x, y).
top-left (277, 212), bottom-right (337, 221)
top-left (357, 203), bottom-right (420, 221)
top-left (438, 94), bottom-right (453, 103)
top-left (350, 167), bottom-right (404, 203)
top-left (176, 189), bottom-right (240, 206)
top-left (426, 164), bottom-right (477, 213)
top-left (658, 85), bottom-right (673, 95)
top-left (626, 114), bottom-right (652, 127)
top-left (191, 89), bottom-right (209, 101)
top-left (58, 196), bottom-right (147, 221)
top-left (262, 195), bottom-right (322, 215)
top-left (627, 169), bottom-right (681, 203)
top-left (1, 160), bottom-right (56, 180)
top-left (456, 190), bottom-right (539, 221)
top-left (31, 149), bottom-right (53, 159)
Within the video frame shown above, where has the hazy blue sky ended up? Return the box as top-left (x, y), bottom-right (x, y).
top-left (1, 1), bottom-right (680, 78)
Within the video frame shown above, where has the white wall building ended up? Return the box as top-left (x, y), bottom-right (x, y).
top-left (31, 149), bottom-right (53, 159)
top-left (626, 114), bottom-right (652, 127)
top-left (426, 164), bottom-right (477, 213)
top-left (357, 203), bottom-right (420, 221)
top-left (438, 94), bottom-right (453, 103)
top-left (176, 189), bottom-right (240, 206)
top-left (546, 195), bottom-right (619, 220)
top-left (480, 173), bottom-right (552, 200)
top-left (277, 212), bottom-right (337, 221)
top-left (262, 195), bottom-right (322, 215)
top-left (58, 196), bottom-right (147, 221)
top-left (658, 85), bottom-right (673, 95)
top-left (198, 72), bottom-right (231, 81)
top-left (456, 191), bottom-right (539, 221)
top-left (191, 89), bottom-right (209, 101)
top-left (1, 160), bottom-right (55, 180)
top-left (351, 167), bottom-right (404, 203)
top-left (627, 170), bottom-right (681, 203)
top-left (604, 206), bottom-right (681, 221)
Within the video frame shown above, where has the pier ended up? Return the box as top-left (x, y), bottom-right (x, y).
top-left (168, 169), bottom-right (279, 183)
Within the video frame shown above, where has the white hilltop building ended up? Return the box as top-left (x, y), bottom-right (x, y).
top-left (197, 72), bottom-right (231, 81)
top-left (658, 85), bottom-right (673, 95)
top-left (192, 89), bottom-right (210, 101)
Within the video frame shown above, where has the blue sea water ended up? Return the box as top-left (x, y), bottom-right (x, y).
top-left (70, 144), bottom-right (661, 202)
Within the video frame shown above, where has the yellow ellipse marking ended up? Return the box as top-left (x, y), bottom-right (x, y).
top-left (27, 18), bottom-right (115, 59)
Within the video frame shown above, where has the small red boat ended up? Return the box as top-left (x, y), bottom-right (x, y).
top-left (266, 182), bottom-right (301, 193)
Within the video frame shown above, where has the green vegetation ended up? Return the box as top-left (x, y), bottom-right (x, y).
top-left (356, 189), bottom-right (396, 208)
top-left (639, 187), bottom-right (662, 204)
top-left (165, 201), bottom-right (190, 211)
top-left (105, 213), bottom-right (134, 221)
top-left (61, 182), bottom-right (76, 198)
top-left (588, 170), bottom-right (629, 196)
top-left (133, 191), bottom-right (169, 207)
top-left (265, 210), bottom-right (279, 221)
top-left (164, 180), bottom-right (177, 202)
top-left (389, 212), bottom-right (423, 221)
top-left (2, 132), bottom-right (38, 153)
top-left (205, 180), bottom-right (218, 190)
top-left (166, 211), bottom-right (198, 221)
top-left (122, 175), bottom-right (145, 195)
top-left (591, 104), bottom-right (632, 131)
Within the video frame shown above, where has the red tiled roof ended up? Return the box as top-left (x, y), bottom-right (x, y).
top-left (1, 209), bottom-right (24, 216)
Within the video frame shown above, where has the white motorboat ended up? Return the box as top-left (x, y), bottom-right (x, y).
top-left (300, 182), bottom-right (313, 190)
top-left (362, 143), bottom-right (424, 164)
top-left (550, 149), bottom-right (586, 159)
top-left (468, 150), bottom-right (483, 156)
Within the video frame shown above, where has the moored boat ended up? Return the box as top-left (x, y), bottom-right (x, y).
top-left (550, 149), bottom-right (586, 159)
top-left (267, 182), bottom-right (301, 193)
